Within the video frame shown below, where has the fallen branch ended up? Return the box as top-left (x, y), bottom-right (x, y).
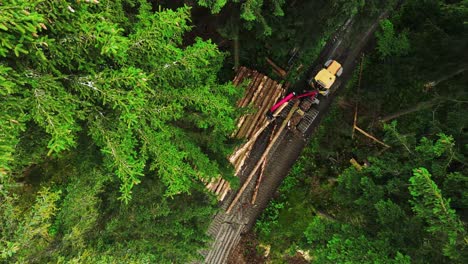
top-left (316, 210), bottom-right (337, 221)
top-left (354, 125), bottom-right (390, 148)
top-left (251, 123), bottom-right (277, 204)
top-left (350, 158), bottom-right (363, 171)
top-left (251, 156), bottom-right (268, 204)
top-left (266, 57), bottom-right (287, 78)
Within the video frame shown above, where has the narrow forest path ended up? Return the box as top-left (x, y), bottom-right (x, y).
top-left (201, 10), bottom-right (389, 264)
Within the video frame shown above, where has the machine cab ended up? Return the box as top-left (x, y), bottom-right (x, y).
top-left (311, 60), bottom-right (343, 96)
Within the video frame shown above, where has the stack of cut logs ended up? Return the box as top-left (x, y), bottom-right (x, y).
top-left (204, 67), bottom-right (286, 201)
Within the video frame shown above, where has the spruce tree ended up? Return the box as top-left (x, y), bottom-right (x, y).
top-left (409, 168), bottom-right (468, 261)
top-left (1, 1), bottom-right (237, 262)
top-left (0, 0), bottom-right (242, 202)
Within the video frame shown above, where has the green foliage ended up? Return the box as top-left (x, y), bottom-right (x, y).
top-left (417, 133), bottom-right (453, 156)
top-left (258, 119), bottom-right (467, 262)
top-left (1, 0), bottom-right (242, 202)
top-left (305, 217), bottom-right (411, 264)
top-left (0, 0), bottom-right (47, 58)
top-left (197, 0), bottom-right (229, 13)
top-left (308, 127), bottom-right (467, 262)
top-left (0, 111), bottom-right (26, 180)
top-left (1, 0), bottom-right (241, 262)
top-left (1, 187), bottom-right (61, 262)
top-left (29, 73), bottom-right (82, 155)
top-left (409, 167), bottom-right (468, 261)
top-left (255, 200), bottom-right (285, 237)
top-left (57, 172), bottom-right (105, 252)
top-left (375, 19), bottom-right (410, 58)
top-left (443, 172), bottom-right (468, 209)
top-left (197, 0), bottom-right (286, 35)
top-left (93, 177), bottom-right (216, 263)
top-left (0, 186), bottom-right (19, 260)
top-left (1, 140), bottom-right (217, 263)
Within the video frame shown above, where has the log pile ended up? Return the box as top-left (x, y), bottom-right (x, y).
top-left (204, 67), bottom-right (286, 201)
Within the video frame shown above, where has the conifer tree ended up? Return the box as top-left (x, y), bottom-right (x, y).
top-left (1, 2), bottom-right (235, 262)
top-left (197, 0), bottom-right (286, 35)
top-left (301, 130), bottom-right (467, 263)
top-left (0, 0), bottom-right (242, 202)
top-left (409, 168), bottom-right (468, 261)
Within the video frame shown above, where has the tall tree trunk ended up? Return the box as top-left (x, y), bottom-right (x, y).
top-left (233, 36), bottom-right (239, 70)
top-left (424, 68), bottom-right (467, 90)
top-left (380, 99), bottom-right (439, 123)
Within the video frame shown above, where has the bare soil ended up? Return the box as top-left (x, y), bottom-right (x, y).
top-left (226, 233), bottom-right (266, 264)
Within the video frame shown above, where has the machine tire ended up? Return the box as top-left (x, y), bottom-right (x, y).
top-left (324, 59), bottom-right (332, 67)
top-left (336, 67), bottom-right (343, 77)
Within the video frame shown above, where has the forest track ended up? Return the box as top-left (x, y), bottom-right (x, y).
top-left (201, 10), bottom-right (389, 264)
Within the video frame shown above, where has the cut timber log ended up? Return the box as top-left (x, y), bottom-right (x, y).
top-left (243, 79), bottom-right (275, 138)
top-left (251, 146), bottom-right (269, 204)
top-left (251, 82), bottom-right (284, 136)
top-left (257, 88), bottom-right (283, 130)
top-left (235, 76), bottom-right (268, 138)
top-left (379, 99), bottom-right (439, 123)
top-left (205, 67), bottom-right (286, 201)
top-left (210, 178), bottom-right (222, 192)
top-left (251, 121), bottom-right (277, 204)
top-left (219, 182), bottom-right (230, 201)
top-left (234, 77), bottom-right (262, 137)
top-left (231, 101), bottom-right (289, 176)
top-left (248, 86), bottom-right (281, 139)
top-left (424, 67), bottom-right (467, 91)
top-left (214, 179), bottom-right (226, 195)
top-left (229, 101), bottom-right (288, 166)
top-left (266, 57), bottom-right (287, 78)
top-left (226, 101), bottom-right (300, 214)
top-left (234, 37), bottom-right (240, 70)
top-left (205, 177), bottom-right (217, 191)
top-left (238, 73), bottom-right (264, 108)
top-left (352, 54), bottom-right (364, 139)
top-left (232, 67), bottom-right (248, 86)
top-left (232, 70), bottom-right (261, 137)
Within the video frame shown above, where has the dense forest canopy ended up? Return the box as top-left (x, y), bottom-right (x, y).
top-left (1, 0), bottom-right (242, 262)
top-left (1, 0), bottom-right (243, 202)
top-left (1, 0), bottom-right (467, 263)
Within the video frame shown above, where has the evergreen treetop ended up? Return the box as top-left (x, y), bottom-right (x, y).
top-left (0, 0), bottom-right (242, 202)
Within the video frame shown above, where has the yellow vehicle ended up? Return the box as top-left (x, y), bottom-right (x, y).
top-left (310, 59), bottom-right (343, 96)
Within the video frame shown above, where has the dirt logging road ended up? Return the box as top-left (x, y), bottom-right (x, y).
top-left (201, 10), bottom-right (389, 264)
